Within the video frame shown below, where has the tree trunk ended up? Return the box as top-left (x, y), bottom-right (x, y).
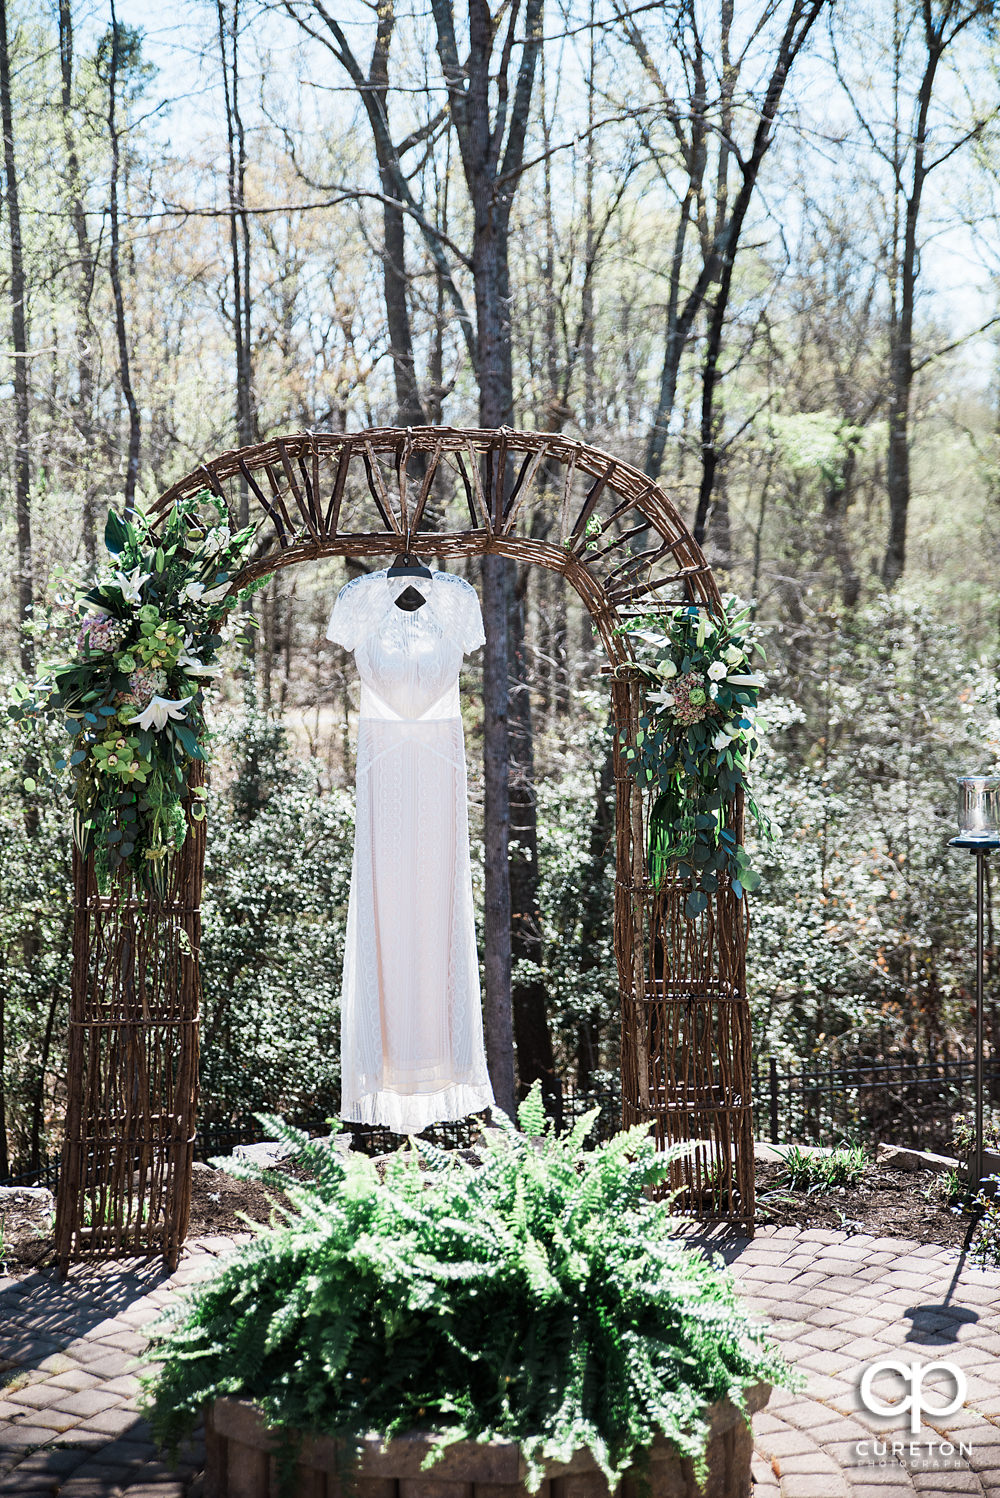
top-left (0, 0), bottom-right (32, 668)
top-left (691, 0), bottom-right (828, 544)
top-left (882, 12), bottom-right (943, 588)
top-left (429, 0), bottom-right (545, 1119)
top-left (59, 0), bottom-right (99, 568)
top-left (107, 2), bottom-right (141, 516)
top-left (369, 7), bottom-right (427, 430)
top-left (576, 733), bottom-right (616, 1089)
top-left (217, 0), bottom-right (256, 531)
top-left (508, 561), bottom-right (559, 1117)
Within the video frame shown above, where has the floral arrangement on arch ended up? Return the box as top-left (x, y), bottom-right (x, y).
top-left (612, 596), bottom-right (772, 920)
top-left (8, 493), bottom-right (268, 899)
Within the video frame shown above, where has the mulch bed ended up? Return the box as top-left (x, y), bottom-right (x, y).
top-left (754, 1160), bottom-right (976, 1250)
top-left (0, 1153), bottom-right (985, 1280)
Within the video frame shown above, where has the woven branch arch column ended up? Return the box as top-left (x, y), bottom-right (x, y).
top-left (55, 426), bottom-right (754, 1273)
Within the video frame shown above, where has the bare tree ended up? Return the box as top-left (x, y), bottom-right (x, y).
top-left (217, 0), bottom-right (257, 519)
top-left (618, 0), bottom-right (828, 541)
top-left (101, 4), bottom-right (141, 516)
top-left (427, 0), bottom-right (546, 1118)
top-left (833, 0), bottom-right (996, 587)
top-left (0, 0), bottom-right (32, 666)
top-left (58, 0), bottom-right (100, 566)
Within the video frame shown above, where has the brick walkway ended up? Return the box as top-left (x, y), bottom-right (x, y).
top-left (1, 1225), bottom-right (999, 1496)
top-left (711, 1225), bottom-right (1000, 1497)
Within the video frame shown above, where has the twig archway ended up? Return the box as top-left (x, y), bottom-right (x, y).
top-left (55, 426), bottom-right (753, 1272)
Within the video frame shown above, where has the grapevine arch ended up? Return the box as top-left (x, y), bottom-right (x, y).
top-left (55, 426), bottom-right (753, 1271)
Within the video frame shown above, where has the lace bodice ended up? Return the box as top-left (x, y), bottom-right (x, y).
top-left (326, 569), bottom-right (485, 721)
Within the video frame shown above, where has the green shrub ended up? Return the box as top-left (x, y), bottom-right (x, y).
top-left (139, 1088), bottom-right (792, 1496)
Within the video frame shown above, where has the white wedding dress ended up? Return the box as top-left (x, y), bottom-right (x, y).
top-left (326, 567), bottom-right (495, 1132)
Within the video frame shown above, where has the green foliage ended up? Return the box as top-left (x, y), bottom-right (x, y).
top-left (139, 1088), bottom-right (791, 1498)
top-left (773, 1142), bottom-right (867, 1193)
top-left (747, 588), bottom-right (1000, 1064)
top-left (533, 695), bottom-right (619, 1088)
top-left (196, 702), bottom-right (353, 1126)
top-left (971, 1183), bottom-right (1000, 1268)
top-left (612, 598), bottom-right (771, 919)
top-left (6, 493), bottom-right (268, 898)
top-left (952, 1108), bottom-right (1000, 1160)
top-left (933, 1168), bottom-right (971, 1211)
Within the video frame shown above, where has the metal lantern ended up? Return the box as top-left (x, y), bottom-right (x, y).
top-left (956, 775), bottom-right (1000, 843)
top-left (949, 774), bottom-right (1000, 1193)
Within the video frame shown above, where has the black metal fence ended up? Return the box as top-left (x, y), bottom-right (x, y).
top-left (752, 1049), bottom-right (1000, 1151)
top-left (5, 1053), bottom-right (998, 1190)
top-left (0, 1083), bottom-right (623, 1192)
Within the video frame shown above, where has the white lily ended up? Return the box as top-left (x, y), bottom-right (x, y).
top-left (707, 660), bottom-right (727, 681)
top-left (201, 581), bottom-right (232, 604)
top-left (112, 566), bottom-right (151, 605)
top-left (135, 694), bottom-right (193, 731)
top-left (727, 672), bottom-right (765, 688)
top-left (180, 581), bottom-right (207, 605)
top-left (178, 646), bottom-right (221, 677)
top-left (647, 688), bottom-right (675, 709)
top-left (713, 729), bottom-right (730, 751)
top-left (724, 643), bottom-right (744, 665)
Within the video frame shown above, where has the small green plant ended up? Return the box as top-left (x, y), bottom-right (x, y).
top-left (774, 1142), bottom-right (867, 1193)
top-left (934, 1167), bottom-right (972, 1211)
top-left (952, 1108), bottom-right (1000, 1160)
top-left (139, 1086), bottom-right (793, 1498)
top-left (82, 1196), bottom-right (148, 1228)
top-left (971, 1178), bottom-right (1000, 1267)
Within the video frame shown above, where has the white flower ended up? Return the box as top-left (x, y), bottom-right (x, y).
top-left (656, 659), bottom-right (678, 680)
top-left (112, 566), bottom-right (151, 605)
top-left (727, 673), bottom-right (766, 689)
top-left (180, 581), bottom-right (207, 605)
top-left (708, 681), bottom-right (719, 700)
top-left (135, 694), bottom-right (193, 731)
top-left (713, 729), bottom-right (731, 750)
top-left (647, 688), bottom-right (675, 709)
top-left (707, 661), bottom-right (727, 681)
top-left (724, 644), bottom-right (744, 665)
top-left (201, 581), bottom-right (232, 604)
top-left (178, 646), bottom-right (221, 677)
top-left (202, 525), bottom-right (231, 556)
top-left (725, 722), bottom-right (742, 738)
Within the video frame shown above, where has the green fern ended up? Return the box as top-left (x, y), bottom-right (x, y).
top-left (139, 1090), bottom-right (792, 1498)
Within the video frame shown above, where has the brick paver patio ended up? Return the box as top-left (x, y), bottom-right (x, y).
top-left (1, 1224), bottom-right (998, 1495)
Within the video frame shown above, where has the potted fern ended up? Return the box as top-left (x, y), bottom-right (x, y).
top-left (139, 1089), bottom-right (790, 1498)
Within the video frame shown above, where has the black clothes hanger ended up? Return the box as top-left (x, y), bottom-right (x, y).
top-left (387, 550), bottom-right (432, 611)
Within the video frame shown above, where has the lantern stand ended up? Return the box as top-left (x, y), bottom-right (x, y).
top-left (948, 775), bottom-right (1000, 1194)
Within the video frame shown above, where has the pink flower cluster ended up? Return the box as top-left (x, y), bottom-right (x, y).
top-left (76, 612), bottom-right (128, 655)
top-left (118, 667), bottom-right (167, 710)
top-left (671, 671), bottom-right (719, 727)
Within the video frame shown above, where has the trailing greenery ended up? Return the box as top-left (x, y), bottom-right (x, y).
top-left (6, 494), bottom-right (268, 898)
top-left (612, 598), bottom-right (771, 919)
top-left (139, 1087), bottom-right (791, 1497)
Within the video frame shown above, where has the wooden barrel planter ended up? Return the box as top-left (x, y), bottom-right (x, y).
top-left (203, 1383), bottom-right (770, 1498)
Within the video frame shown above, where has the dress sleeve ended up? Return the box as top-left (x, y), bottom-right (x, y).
top-left (326, 578), bottom-right (359, 650)
top-left (461, 582), bottom-right (486, 654)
